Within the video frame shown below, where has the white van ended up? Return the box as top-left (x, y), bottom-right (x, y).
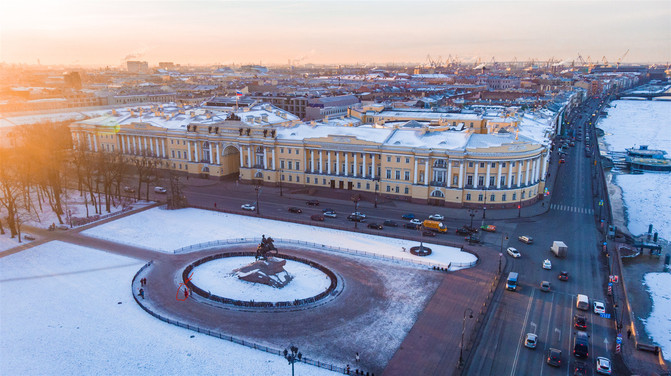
top-left (576, 294), bottom-right (589, 311)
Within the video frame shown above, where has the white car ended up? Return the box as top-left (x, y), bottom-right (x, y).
top-left (524, 333), bottom-right (537, 349)
top-left (241, 203), bottom-right (256, 211)
top-left (409, 218), bottom-right (422, 225)
top-left (596, 356), bottom-right (611, 374)
top-left (153, 186), bottom-right (167, 193)
top-left (507, 247), bottom-right (521, 258)
top-left (593, 301), bottom-right (606, 314)
top-left (323, 211), bottom-right (337, 218)
top-left (351, 212), bottom-right (367, 219)
top-left (428, 214), bottom-right (444, 221)
top-left (543, 259), bottom-right (552, 270)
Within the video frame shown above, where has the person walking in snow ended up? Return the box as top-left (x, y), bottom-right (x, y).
top-left (184, 287), bottom-right (189, 299)
top-left (139, 288), bottom-right (144, 299)
top-left (355, 352), bottom-right (360, 363)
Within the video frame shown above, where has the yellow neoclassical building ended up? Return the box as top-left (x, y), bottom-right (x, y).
top-left (69, 101), bottom-right (558, 208)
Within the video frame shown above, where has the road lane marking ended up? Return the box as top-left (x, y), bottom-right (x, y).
top-left (510, 288), bottom-right (535, 376)
top-left (539, 293), bottom-right (556, 376)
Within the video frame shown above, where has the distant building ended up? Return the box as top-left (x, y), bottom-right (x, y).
top-left (249, 95), bottom-right (309, 119)
top-left (127, 61), bottom-right (149, 74)
top-left (305, 95), bottom-right (360, 120)
top-left (63, 72), bottom-right (82, 90)
top-left (486, 77), bottom-right (521, 90)
top-left (158, 62), bottom-right (176, 70)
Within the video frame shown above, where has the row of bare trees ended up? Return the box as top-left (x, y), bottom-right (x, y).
top-left (0, 121), bottom-right (184, 242)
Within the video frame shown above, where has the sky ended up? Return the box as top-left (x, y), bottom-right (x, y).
top-left (0, 0), bottom-right (669, 67)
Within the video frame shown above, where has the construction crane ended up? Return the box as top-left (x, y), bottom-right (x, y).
top-left (602, 56), bottom-right (609, 67)
top-left (616, 49), bottom-right (630, 70)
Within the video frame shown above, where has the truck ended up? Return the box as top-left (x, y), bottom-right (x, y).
top-left (506, 272), bottom-right (519, 291)
top-left (422, 220), bottom-right (447, 233)
top-left (551, 241), bottom-right (568, 258)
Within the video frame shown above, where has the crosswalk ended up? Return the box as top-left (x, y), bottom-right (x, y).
top-left (550, 203), bottom-right (594, 214)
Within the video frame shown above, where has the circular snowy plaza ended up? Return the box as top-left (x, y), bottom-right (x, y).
top-left (190, 256), bottom-right (332, 302)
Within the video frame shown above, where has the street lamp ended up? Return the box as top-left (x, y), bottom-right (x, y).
top-left (351, 194), bottom-right (361, 229)
top-left (283, 345), bottom-right (302, 376)
top-left (279, 169), bottom-right (283, 197)
top-left (459, 308), bottom-right (474, 367)
top-left (482, 186), bottom-right (487, 221)
top-left (499, 233), bottom-right (508, 274)
top-left (374, 178), bottom-right (379, 208)
top-left (254, 183), bottom-right (261, 215)
top-left (468, 209), bottom-right (477, 231)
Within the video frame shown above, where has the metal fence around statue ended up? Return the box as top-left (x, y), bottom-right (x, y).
top-left (255, 235), bottom-right (278, 260)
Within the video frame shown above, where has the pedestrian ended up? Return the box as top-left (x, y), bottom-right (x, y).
top-left (401, 247), bottom-right (406, 253)
top-left (627, 329), bottom-right (632, 339)
top-left (139, 288), bottom-right (144, 299)
top-left (214, 202), bottom-right (217, 209)
top-left (184, 287), bottom-right (189, 299)
top-left (346, 364), bottom-right (350, 374)
top-left (355, 352), bottom-right (360, 363)
top-left (542, 202), bottom-right (545, 208)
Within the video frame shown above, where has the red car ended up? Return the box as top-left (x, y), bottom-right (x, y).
top-left (559, 158), bottom-right (566, 164)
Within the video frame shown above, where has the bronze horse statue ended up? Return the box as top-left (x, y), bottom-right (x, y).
top-left (256, 235), bottom-right (278, 260)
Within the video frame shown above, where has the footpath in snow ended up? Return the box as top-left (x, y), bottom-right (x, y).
top-left (82, 207), bottom-right (477, 269)
top-left (0, 241), bottom-right (339, 375)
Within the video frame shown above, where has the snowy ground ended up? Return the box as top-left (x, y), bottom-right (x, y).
top-left (0, 241), bottom-right (338, 375)
top-left (614, 174), bottom-right (671, 240)
top-left (191, 257), bottom-right (331, 302)
top-left (642, 272), bottom-right (671, 361)
top-left (82, 207), bottom-right (477, 269)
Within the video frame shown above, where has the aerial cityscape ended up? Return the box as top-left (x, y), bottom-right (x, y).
top-left (1, 1), bottom-right (670, 375)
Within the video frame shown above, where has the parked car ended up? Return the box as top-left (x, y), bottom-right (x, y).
top-left (409, 218), bottom-right (422, 225)
top-left (558, 271), bottom-right (569, 281)
top-left (383, 220), bottom-right (398, 227)
top-left (123, 186), bottom-right (136, 193)
top-left (574, 314), bottom-right (587, 330)
top-left (323, 211), bottom-right (337, 218)
top-left (347, 214), bottom-right (366, 222)
top-left (518, 235), bottom-right (534, 244)
top-left (543, 259), bottom-right (552, 270)
top-left (367, 223), bottom-right (383, 230)
top-left (404, 222), bottom-right (420, 230)
top-left (401, 213), bottom-right (415, 220)
top-left (241, 203), bottom-right (256, 211)
top-left (540, 281), bottom-right (551, 292)
top-left (524, 333), bottom-right (538, 349)
top-left (23, 233), bottom-right (36, 241)
top-left (456, 227), bottom-right (471, 235)
top-left (507, 247), bottom-right (521, 258)
top-left (422, 230), bottom-right (436, 237)
top-left (481, 224), bottom-right (496, 232)
top-left (593, 301), bottom-right (606, 314)
top-left (306, 200), bottom-right (320, 206)
top-left (595, 357), bottom-right (611, 374)
top-left (154, 186), bottom-right (167, 193)
top-left (310, 214), bottom-right (324, 221)
top-left (546, 348), bottom-right (562, 367)
top-left (288, 207), bottom-right (302, 213)
top-left (428, 214), bottom-right (444, 221)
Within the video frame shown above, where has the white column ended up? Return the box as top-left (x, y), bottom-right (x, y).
top-left (541, 154), bottom-right (549, 180)
top-left (121, 135), bottom-right (126, 153)
top-left (209, 143), bottom-right (214, 164)
top-left (508, 161), bottom-right (514, 188)
top-left (413, 158), bottom-right (418, 184)
top-left (327, 151), bottom-right (331, 174)
top-left (271, 148), bottom-right (275, 170)
top-left (162, 139), bottom-right (166, 158)
top-left (239, 146), bottom-right (245, 167)
top-left (424, 160), bottom-right (429, 185)
top-left (485, 163), bottom-right (491, 188)
top-left (474, 162), bottom-right (479, 186)
top-left (371, 154), bottom-right (375, 179)
top-left (517, 160), bottom-right (523, 186)
top-left (336, 152), bottom-right (340, 175)
top-left (497, 162), bottom-right (502, 189)
top-left (263, 148), bottom-right (267, 169)
top-left (311, 150), bottom-right (315, 173)
top-left (132, 136), bottom-right (137, 154)
top-left (447, 159), bottom-right (453, 187)
top-left (458, 161), bottom-right (464, 188)
top-left (92, 134), bottom-right (98, 152)
top-left (246, 146), bottom-right (251, 167)
top-left (187, 141), bottom-right (192, 162)
top-left (149, 137), bottom-right (154, 155)
top-left (156, 138), bottom-right (160, 157)
top-left (143, 137), bottom-right (148, 153)
top-left (353, 153), bottom-right (357, 177)
top-left (525, 159), bottom-right (531, 186)
top-left (319, 150), bottom-right (324, 174)
top-left (303, 149), bottom-right (307, 173)
top-left (345, 153), bottom-right (349, 176)
top-left (216, 143), bottom-right (220, 165)
top-left (194, 141), bottom-right (200, 162)
top-left (362, 153), bottom-right (366, 178)
top-left (536, 157), bottom-right (541, 182)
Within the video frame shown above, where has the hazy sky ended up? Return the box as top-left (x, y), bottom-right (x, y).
top-left (1, 0), bottom-right (669, 66)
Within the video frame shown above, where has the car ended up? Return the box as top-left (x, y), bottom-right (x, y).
top-left (540, 281), bottom-right (551, 292)
top-left (574, 314), bottom-right (587, 330)
top-left (241, 203), bottom-right (256, 211)
top-left (422, 230), bottom-right (436, 237)
top-left (401, 213), bottom-right (415, 220)
top-left (409, 218), bottom-right (422, 225)
top-left (123, 186), bottom-right (136, 193)
top-left (23, 233), bottom-right (36, 241)
top-left (154, 186), bottom-right (167, 193)
top-left (323, 211), bottom-right (337, 218)
top-left (310, 214), bottom-right (324, 221)
top-left (347, 214), bottom-right (366, 222)
top-left (288, 207), bottom-right (302, 213)
top-left (507, 247), bottom-right (521, 258)
top-left (573, 331), bottom-right (589, 358)
top-left (367, 223), bottom-right (383, 230)
top-left (558, 271), bottom-right (569, 281)
top-left (595, 357), bottom-right (611, 374)
top-left (322, 208), bottom-right (336, 213)
top-left (518, 235), bottom-right (533, 244)
top-left (559, 158), bottom-right (566, 164)
top-left (456, 227), bottom-right (471, 235)
top-left (480, 224), bottom-right (496, 232)
top-left (593, 301), bottom-right (606, 314)
top-left (543, 259), bottom-right (552, 270)
top-left (573, 361), bottom-right (588, 376)
top-left (351, 212), bottom-right (367, 219)
top-left (524, 333), bottom-right (538, 349)
top-left (306, 200), bottom-right (320, 206)
top-left (462, 225), bottom-right (479, 234)
top-left (404, 222), bottom-right (420, 230)
top-left (546, 348), bottom-right (562, 367)
top-left (383, 220), bottom-right (398, 227)
top-left (465, 235), bottom-right (481, 244)
top-left (428, 214), bottom-right (444, 221)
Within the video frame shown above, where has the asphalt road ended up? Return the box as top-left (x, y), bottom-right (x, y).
top-left (464, 97), bottom-right (622, 376)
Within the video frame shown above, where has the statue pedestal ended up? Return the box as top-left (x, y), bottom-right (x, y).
top-left (233, 257), bottom-right (293, 288)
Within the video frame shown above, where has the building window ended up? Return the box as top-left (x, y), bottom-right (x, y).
top-left (521, 191), bottom-right (526, 199)
top-left (280, 160), bottom-right (285, 169)
top-left (357, 182), bottom-right (361, 189)
top-left (288, 149), bottom-right (292, 154)
top-left (490, 194), bottom-right (495, 202)
top-left (478, 176), bottom-right (484, 186)
top-left (296, 176), bottom-right (300, 183)
top-left (478, 194), bottom-right (483, 201)
top-left (396, 157), bottom-right (400, 163)
top-left (502, 194), bottom-right (507, 201)
top-left (296, 161), bottom-right (300, 171)
top-left (307, 177), bottom-right (310, 183)
top-left (469, 162), bottom-right (473, 167)
top-left (453, 175), bottom-right (458, 185)
top-left (386, 169), bottom-right (392, 179)
top-left (406, 157), bottom-right (410, 163)
top-left (489, 176), bottom-right (495, 186)
top-left (500, 176), bottom-right (506, 186)
top-left (366, 183), bottom-right (370, 190)
top-left (512, 161), bottom-right (516, 167)
top-left (502, 162), bottom-right (507, 168)
top-left (179, 164), bottom-right (182, 169)
top-left (323, 179), bottom-right (326, 185)
top-left (171, 150), bottom-right (175, 158)
top-left (171, 139), bottom-right (174, 144)
top-left (281, 174), bottom-right (285, 181)
top-left (395, 186), bottom-right (399, 193)
top-left (387, 156), bottom-right (391, 162)
top-left (491, 162), bottom-right (496, 167)
top-left (512, 193), bottom-right (517, 200)
top-left (296, 149), bottom-right (300, 154)
top-left (280, 147), bottom-right (284, 153)
top-left (395, 170), bottom-right (401, 180)
top-left (467, 175), bottom-right (473, 186)
top-left (480, 162), bottom-right (485, 168)
top-left (386, 185), bottom-right (391, 192)
top-left (288, 161), bottom-right (293, 169)
top-left (288, 175), bottom-right (292, 182)
top-left (404, 187), bottom-right (409, 194)
top-left (404, 171), bottom-right (410, 181)
top-left (466, 193), bottom-right (471, 201)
